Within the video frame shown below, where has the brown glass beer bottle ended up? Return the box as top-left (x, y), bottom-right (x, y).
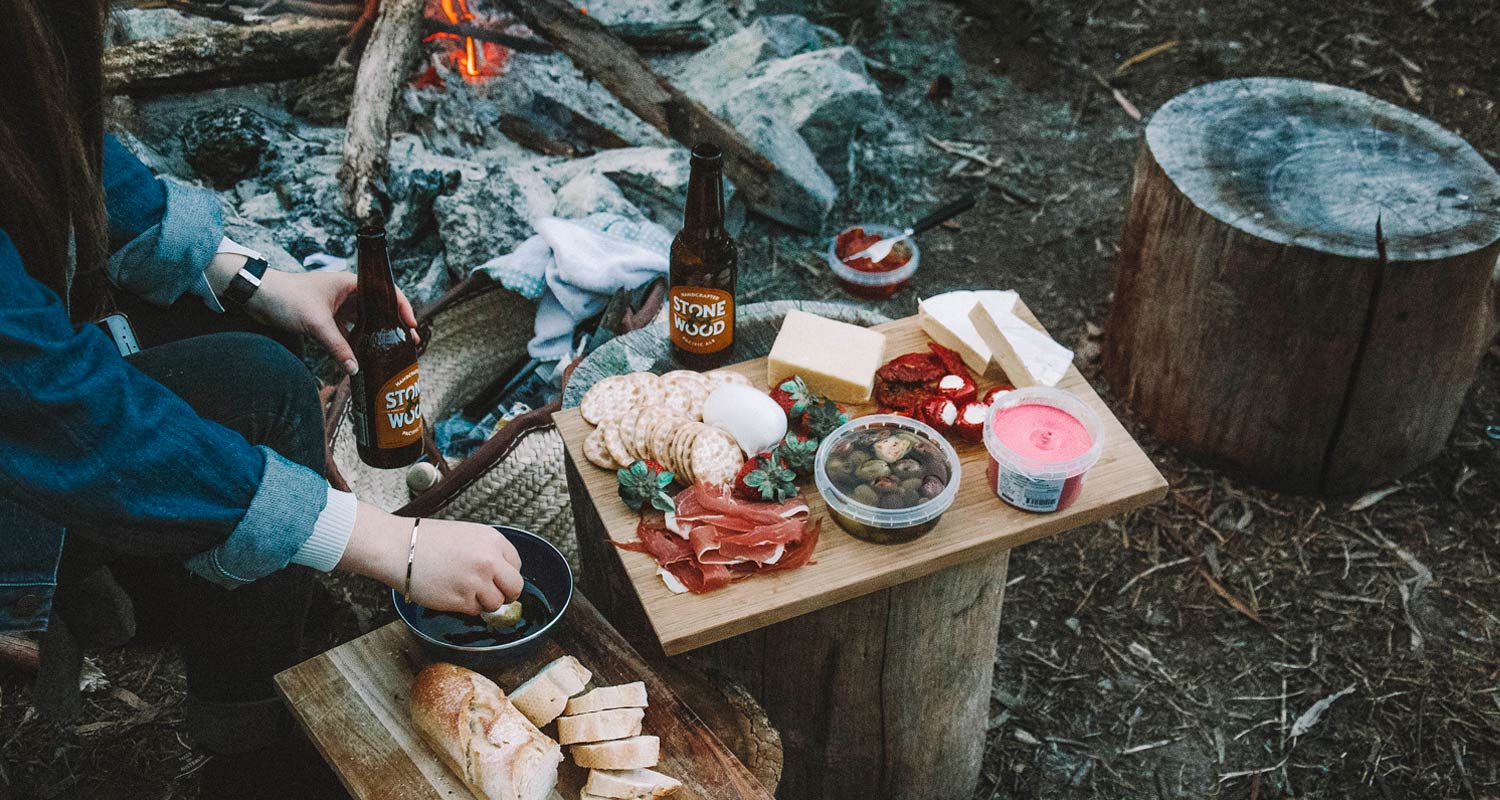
top-left (351, 222), bottom-right (424, 468)
top-left (669, 143), bottom-right (737, 369)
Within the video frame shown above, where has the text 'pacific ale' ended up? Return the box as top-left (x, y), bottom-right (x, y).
top-left (351, 222), bottom-right (424, 468)
top-left (669, 143), bottom-right (737, 369)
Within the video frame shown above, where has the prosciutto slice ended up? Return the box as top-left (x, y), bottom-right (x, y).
top-left (614, 484), bottom-right (821, 593)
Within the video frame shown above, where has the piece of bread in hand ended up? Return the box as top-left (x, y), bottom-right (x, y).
top-left (570, 736), bottom-right (660, 771)
top-left (583, 767), bottom-right (683, 799)
top-left (564, 682), bottom-right (649, 716)
top-left (409, 663), bottom-right (562, 800)
top-left (509, 655), bottom-right (593, 728)
top-left (556, 707), bottom-right (645, 745)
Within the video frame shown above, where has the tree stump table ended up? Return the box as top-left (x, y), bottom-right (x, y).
top-left (557, 301), bottom-right (1168, 800)
top-left (1107, 78), bottom-right (1500, 494)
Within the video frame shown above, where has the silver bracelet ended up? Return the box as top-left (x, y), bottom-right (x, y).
top-left (403, 518), bottom-right (422, 604)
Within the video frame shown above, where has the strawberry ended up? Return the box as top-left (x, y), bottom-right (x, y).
top-left (617, 459), bottom-right (676, 512)
top-left (769, 376), bottom-right (818, 418)
top-left (733, 452), bottom-right (799, 503)
top-left (798, 397), bottom-right (849, 440)
top-left (776, 432), bottom-right (820, 477)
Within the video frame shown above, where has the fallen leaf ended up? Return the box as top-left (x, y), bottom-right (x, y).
top-left (1349, 484), bottom-right (1402, 511)
top-left (1290, 685), bottom-right (1356, 738)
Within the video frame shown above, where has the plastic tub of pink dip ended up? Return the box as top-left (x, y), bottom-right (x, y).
top-left (982, 388), bottom-right (1104, 513)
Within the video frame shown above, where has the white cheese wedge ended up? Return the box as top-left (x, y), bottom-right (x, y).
top-left (766, 310), bottom-right (887, 403)
top-left (917, 290), bottom-right (1019, 375)
top-left (969, 294), bottom-right (1072, 387)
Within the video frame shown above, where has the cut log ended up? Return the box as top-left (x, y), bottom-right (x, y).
top-left (338, 0), bottom-right (426, 223)
top-left (504, 0), bottom-right (834, 231)
top-left (0, 633), bottom-right (41, 674)
top-left (104, 16), bottom-right (348, 95)
top-left (1106, 78), bottom-right (1500, 495)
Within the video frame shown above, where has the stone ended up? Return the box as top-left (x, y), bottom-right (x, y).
top-left (239, 191), bottom-right (288, 224)
top-left (492, 54), bottom-right (668, 151)
top-left (554, 173), bottom-right (643, 220)
top-left (223, 218), bottom-right (301, 273)
top-left (671, 15), bottom-right (839, 100)
top-left (546, 147), bottom-right (744, 232)
top-left (179, 105), bottom-right (286, 188)
top-left (433, 162), bottom-right (557, 274)
top-left (716, 47), bottom-right (891, 180)
top-left (734, 113), bottom-right (837, 228)
top-left (402, 252), bottom-right (456, 306)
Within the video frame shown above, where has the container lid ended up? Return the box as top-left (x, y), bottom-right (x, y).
top-left (814, 414), bottom-right (962, 529)
top-left (826, 224), bottom-right (921, 286)
top-left (982, 387), bottom-right (1105, 481)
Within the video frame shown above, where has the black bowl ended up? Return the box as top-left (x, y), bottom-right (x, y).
top-left (392, 525), bottom-right (573, 671)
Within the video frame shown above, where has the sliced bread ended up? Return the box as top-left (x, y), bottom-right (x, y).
top-left (509, 656), bottom-right (593, 728)
top-left (570, 736), bottom-right (660, 771)
top-left (583, 767), bottom-right (683, 799)
top-left (556, 707), bottom-right (645, 745)
top-left (565, 682), bottom-right (649, 716)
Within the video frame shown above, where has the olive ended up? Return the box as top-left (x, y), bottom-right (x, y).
top-left (872, 476), bottom-right (901, 494)
top-left (897, 490), bottom-right (922, 507)
top-left (892, 459), bottom-right (924, 479)
top-left (825, 457), bottom-right (851, 479)
top-left (921, 475), bottom-right (946, 499)
top-left (851, 484), bottom-right (880, 506)
top-left (856, 458), bottom-right (892, 480)
top-left (846, 450), bottom-right (872, 468)
top-left (900, 477), bottom-right (924, 494)
top-left (829, 440), bottom-right (854, 458)
top-left (877, 493), bottom-right (906, 510)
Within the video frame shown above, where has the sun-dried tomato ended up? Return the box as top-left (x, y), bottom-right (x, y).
top-left (875, 379), bottom-right (932, 412)
top-left (877, 352), bottom-right (945, 383)
top-left (835, 227), bottom-right (883, 260)
top-left (928, 343), bottom-right (970, 379)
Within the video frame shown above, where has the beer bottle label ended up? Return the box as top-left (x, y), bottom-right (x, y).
top-left (669, 287), bottom-right (734, 354)
top-left (372, 363), bottom-right (423, 449)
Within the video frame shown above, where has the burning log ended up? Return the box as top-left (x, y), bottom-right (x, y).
top-left (339, 0), bottom-right (426, 222)
top-left (504, 0), bottom-right (832, 231)
top-left (104, 15), bottom-right (348, 95)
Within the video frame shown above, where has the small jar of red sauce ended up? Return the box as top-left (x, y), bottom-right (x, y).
top-left (827, 224), bottom-right (921, 300)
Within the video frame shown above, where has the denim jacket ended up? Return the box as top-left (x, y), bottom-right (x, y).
top-left (0, 136), bottom-right (328, 633)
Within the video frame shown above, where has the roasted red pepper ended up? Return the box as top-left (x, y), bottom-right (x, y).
top-left (953, 401), bottom-right (988, 443)
top-left (919, 396), bottom-right (959, 436)
top-left (935, 373), bottom-right (977, 404)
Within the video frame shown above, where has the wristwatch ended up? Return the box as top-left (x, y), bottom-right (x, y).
top-left (224, 256), bottom-right (271, 309)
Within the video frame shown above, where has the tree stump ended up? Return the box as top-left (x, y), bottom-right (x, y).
top-left (1106, 78), bottom-right (1500, 495)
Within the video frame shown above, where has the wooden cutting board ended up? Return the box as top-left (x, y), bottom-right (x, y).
top-left (555, 307), bottom-right (1169, 656)
top-left (275, 595), bottom-right (772, 800)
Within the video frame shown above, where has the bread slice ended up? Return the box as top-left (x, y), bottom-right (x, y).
top-left (510, 656), bottom-right (593, 728)
top-left (556, 707), bottom-right (645, 745)
top-left (570, 736), bottom-right (660, 771)
top-left (583, 767), bottom-right (683, 799)
top-left (409, 663), bottom-right (562, 800)
top-left (564, 682), bottom-right (649, 716)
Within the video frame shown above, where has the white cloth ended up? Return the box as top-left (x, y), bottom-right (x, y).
top-left (476, 215), bottom-right (672, 362)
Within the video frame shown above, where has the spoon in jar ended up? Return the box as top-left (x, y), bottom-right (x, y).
top-left (844, 194), bottom-right (978, 264)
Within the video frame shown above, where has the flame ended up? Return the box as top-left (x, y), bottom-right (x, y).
top-left (439, 0), bottom-right (480, 77)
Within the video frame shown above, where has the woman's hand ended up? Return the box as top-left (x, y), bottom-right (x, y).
top-left (245, 269), bottom-right (419, 375)
top-left (337, 503), bottom-right (524, 615)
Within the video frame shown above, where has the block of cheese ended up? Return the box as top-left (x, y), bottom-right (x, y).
top-left (565, 682), bottom-right (649, 716)
top-left (969, 294), bottom-right (1072, 387)
top-left (766, 310), bottom-right (886, 403)
top-left (557, 707), bottom-right (645, 745)
top-left (917, 290), bottom-right (1019, 375)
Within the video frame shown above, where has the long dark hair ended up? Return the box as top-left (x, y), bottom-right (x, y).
top-left (0, 0), bottom-right (110, 320)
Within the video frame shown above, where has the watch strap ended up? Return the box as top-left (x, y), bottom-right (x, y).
top-left (224, 257), bottom-right (270, 309)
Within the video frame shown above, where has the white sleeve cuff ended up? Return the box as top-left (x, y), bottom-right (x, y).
top-left (290, 487), bottom-right (358, 573)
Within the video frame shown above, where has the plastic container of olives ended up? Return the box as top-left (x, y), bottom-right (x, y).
top-left (814, 414), bottom-right (962, 544)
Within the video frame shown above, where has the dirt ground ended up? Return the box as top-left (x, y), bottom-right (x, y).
top-left (4, 0), bottom-right (1499, 798)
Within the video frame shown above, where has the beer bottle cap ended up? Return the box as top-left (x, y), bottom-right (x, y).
top-left (690, 143), bottom-right (723, 165)
top-left (358, 211), bottom-right (388, 238)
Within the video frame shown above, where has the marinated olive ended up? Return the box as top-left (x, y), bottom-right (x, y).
top-left (872, 476), bottom-right (901, 494)
top-left (851, 484), bottom-right (880, 506)
top-left (921, 475), bottom-right (945, 498)
top-left (899, 477), bottom-right (924, 494)
top-left (892, 459), bottom-right (925, 479)
top-left (856, 458), bottom-right (892, 480)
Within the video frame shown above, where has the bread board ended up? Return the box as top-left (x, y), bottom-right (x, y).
top-left (275, 596), bottom-right (772, 800)
top-left (555, 306), bottom-right (1169, 656)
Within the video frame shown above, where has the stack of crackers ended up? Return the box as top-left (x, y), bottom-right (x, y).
top-left (579, 370), bottom-right (751, 487)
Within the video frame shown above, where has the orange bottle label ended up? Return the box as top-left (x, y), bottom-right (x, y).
top-left (370, 363), bottom-right (423, 449)
top-left (669, 287), bottom-right (734, 354)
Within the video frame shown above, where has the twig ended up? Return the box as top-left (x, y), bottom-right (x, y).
top-left (1114, 40), bottom-right (1179, 76)
top-left (1116, 556), bottom-right (1192, 596)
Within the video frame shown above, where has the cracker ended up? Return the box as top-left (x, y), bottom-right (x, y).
top-left (581, 376), bottom-right (636, 425)
top-left (692, 429), bottom-right (744, 488)
top-left (707, 371), bottom-right (753, 387)
top-left (616, 408), bottom-right (645, 460)
top-left (633, 408), bottom-right (673, 462)
top-left (602, 417), bottom-right (634, 468)
top-left (671, 424), bottom-right (701, 482)
top-left (584, 426), bottom-right (618, 470)
top-left (660, 382), bottom-right (698, 418)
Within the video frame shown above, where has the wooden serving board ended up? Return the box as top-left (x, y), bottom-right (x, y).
top-left (555, 307), bottom-right (1169, 656)
top-left (275, 595), bottom-right (773, 800)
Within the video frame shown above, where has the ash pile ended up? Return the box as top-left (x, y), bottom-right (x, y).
top-left (107, 0), bottom-right (917, 308)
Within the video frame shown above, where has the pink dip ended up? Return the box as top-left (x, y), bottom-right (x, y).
top-left (985, 403), bottom-right (1096, 512)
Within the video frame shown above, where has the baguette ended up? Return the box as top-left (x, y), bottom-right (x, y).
top-left (409, 663), bottom-right (562, 800)
top-left (570, 736), bottom-right (660, 771)
top-left (583, 767), bottom-right (683, 799)
top-left (509, 655), bottom-right (592, 727)
top-left (556, 707), bottom-right (645, 745)
top-left (564, 682), bottom-right (649, 716)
